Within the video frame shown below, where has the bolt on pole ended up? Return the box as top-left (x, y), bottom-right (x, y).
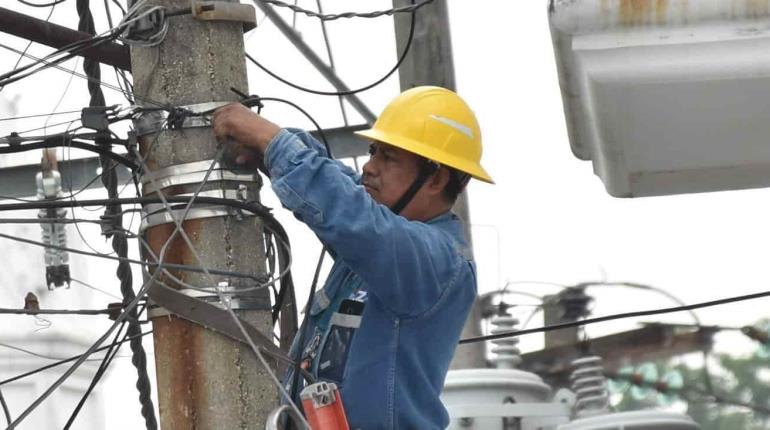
top-left (130, 1), bottom-right (277, 428)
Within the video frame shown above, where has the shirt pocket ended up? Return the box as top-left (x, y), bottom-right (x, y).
top-left (316, 305), bottom-right (364, 384)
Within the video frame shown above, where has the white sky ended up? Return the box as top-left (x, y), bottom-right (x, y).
top-left (1, 0), bottom-right (769, 428)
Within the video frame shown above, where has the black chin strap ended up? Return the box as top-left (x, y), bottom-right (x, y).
top-left (390, 161), bottom-right (439, 215)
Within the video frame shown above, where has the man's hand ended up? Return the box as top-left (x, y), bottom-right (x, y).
top-left (212, 103), bottom-right (281, 173)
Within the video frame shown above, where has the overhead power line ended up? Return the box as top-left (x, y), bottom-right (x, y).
top-left (255, 0), bottom-right (435, 21)
top-left (460, 289), bottom-right (770, 344)
top-left (16, 0), bottom-right (68, 7)
top-left (0, 109), bottom-right (82, 122)
top-left (245, 0), bottom-right (417, 97)
top-left (0, 307), bottom-right (117, 316)
top-left (0, 331), bottom-right (154, 387)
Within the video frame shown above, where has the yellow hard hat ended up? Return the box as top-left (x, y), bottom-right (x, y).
top-left (355, 86), bottom-right (493, 184)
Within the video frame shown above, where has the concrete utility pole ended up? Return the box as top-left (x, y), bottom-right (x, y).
top-left (542, 287), bottom-right (592, 349)
top-left (393, 0), bottom-right (487, 369)
top-left (131, 1), bottom-right (275, 428)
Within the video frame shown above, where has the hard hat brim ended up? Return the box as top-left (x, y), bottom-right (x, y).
top-left (355, 128), bottom-right (494, 184)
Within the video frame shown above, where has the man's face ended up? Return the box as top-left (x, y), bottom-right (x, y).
top-left (361, 142), bottom-right (422, 209)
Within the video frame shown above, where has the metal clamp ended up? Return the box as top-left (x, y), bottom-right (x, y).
top-left (141, 159), bottom-right (260, 194)
top-left (132, 101), bottom-right (229, 136)
top-left (192, 1), bottom-right (257, 32)
top-left (141, 206), bottom-right (245, 231)
top-left (140, 159), bottom-right (263, 229)
top-left (140, 191), bottom-right (262, 230)
top-left (142, 189), bottom-right (243, 215)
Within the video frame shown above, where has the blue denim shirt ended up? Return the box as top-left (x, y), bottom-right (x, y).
top-left (265, 128), bottom-right (477, 430)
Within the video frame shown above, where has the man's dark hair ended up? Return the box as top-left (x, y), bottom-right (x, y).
top-left (416, 158), bottom-right (470, 204)
top-left (443, 167), bottom-right (471, 203)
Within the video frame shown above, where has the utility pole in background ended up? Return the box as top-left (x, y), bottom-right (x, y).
top-left (131, 1), bottom-right (275, 428)
top-left (542, 286), bottom-right (592, 349)
top-left (393, 0), bottom-right (487, 369)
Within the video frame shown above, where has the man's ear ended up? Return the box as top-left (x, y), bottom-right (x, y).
top-left (426, 166), bottom-right (450, 197)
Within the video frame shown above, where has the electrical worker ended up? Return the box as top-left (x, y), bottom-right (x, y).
top-left (213, 86), bottom-right (493, 429)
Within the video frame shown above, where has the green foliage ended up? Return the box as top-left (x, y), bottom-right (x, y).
top-left (613, 352), bottom-right (770, 430)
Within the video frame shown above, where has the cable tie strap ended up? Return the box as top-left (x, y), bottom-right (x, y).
top-left (132, 101), bottom-right (229, 136)
top-left (167, 107), bottom-right (193, 130)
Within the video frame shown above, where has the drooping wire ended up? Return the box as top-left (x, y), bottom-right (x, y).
top-left (0, 387), bottom-right (10, 427)
top-left (0, 3), bottom-right (173, 110)
top-left (253, 0), bottom-right (434, 21)
top-left (4, 117), bottom-right (153, 429)
top-left (16, 0), bottom-right (68, 7)
top-left (0, 341), bottom-right (118, 362)
top-left (13, 118), bottom-right (82, 135)
top-left (131, 106), bottom-right (301, 416)
top-left (231, 94), bottom-right (331, 156)
top-left (0, 35), bottom-right (117, 88)
top-left (43, 58), bottom-right (80, 135)
top-left (63, 319), bottom-right (129, 429)
top-left (0, 108), bottom-right (301, 426)
top-left (70, 277), bottom-right (122, 300)
top-left (0, 214), bottom-right (278, 284)
top-left (73, 0), bottom-right (157, 423)
top-left (109, 0), bottom-right (125, 15)
top-left (0, 218), bottom-right (102, 225)
top-left (244, 0), bottom-right (417, 97)
top-left (0, 307), bottom-right (116, 316)
top-left (4, 116), bottom-right (292, 427)
top-left (0, 42), bottom-right (149, 106)
top-left (459, 288), bottom-right (770, 344)
top-left (0, 331), bottom-right (153, 388)
top-left (0, 153), bottom-right (122, 204)
top-left (315, 0), bottom-right (348, 125)
top-left (131, 133), bottom-right (310, 426)
top-left (0, 2), bottom-right (57, 93)
top-left (585, 281), bottom-right (718, 400)
top-left (5, 137), bottom-right (208, 427)
top-left (0, 136), bottom-right (138, 171)
top-left (103, 0), bottom-right (134, 104)
top-left (0, 109), bottom-right (81, 123)
top-left (1, 0), bottom-right (163, 86)
top-left (130, 117), bottom-right (293, 293)
top-left (40, 67), bottom-right (118, 257)
top-left (289, 246), bottom-right (326, 403)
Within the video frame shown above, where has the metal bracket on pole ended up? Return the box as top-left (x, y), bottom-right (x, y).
top-left (146, 283), bottom-right (283, 360)
top-left (148, 281), bottom-right (270, 316)
top-left (192, 1), bottom-right (257, 32)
